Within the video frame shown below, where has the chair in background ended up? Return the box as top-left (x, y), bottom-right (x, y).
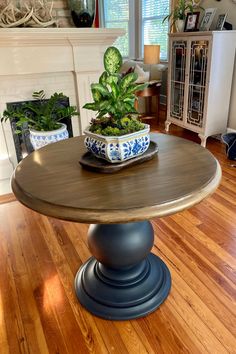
top-left (121, 51), bottom-right (167, 120)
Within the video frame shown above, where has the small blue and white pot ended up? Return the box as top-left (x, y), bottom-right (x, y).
top-left (29, 123), bottom-right (69, 150)
top-left (84, 124), bottom-right (150, 163)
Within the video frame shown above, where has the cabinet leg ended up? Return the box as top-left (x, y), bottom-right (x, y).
top-left (198, 134), bottom-right (207, 147)
top-left (165, 120), bottom-right (171, 132)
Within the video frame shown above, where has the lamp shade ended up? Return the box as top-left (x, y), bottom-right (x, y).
top-left (144, 45), bottom-right (160, 64)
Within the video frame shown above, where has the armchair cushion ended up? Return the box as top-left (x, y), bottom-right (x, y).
top-left (134, 64), bottom-right (150, 83)
top-left (121, 60), bottom-right (167, 81)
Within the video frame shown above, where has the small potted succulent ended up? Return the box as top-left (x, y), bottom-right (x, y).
top-left (1, 90), bottom-right (79, 150)
top-left (83, 46), bottom-right (150, 163)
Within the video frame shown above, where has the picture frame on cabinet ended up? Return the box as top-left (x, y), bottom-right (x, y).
top-left (215, 13), bottom-right (227, 30)
top-left (199, 8), bottom-right (217, 31)
top-left (184, 12), bottom-right (200, 31)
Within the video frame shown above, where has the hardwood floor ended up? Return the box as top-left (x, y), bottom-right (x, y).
top-left (0, 113), bottom-right (235, 353)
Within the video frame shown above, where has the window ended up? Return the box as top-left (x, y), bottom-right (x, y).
top-left (101, 0), bottom-right (169, 61)
top-left (103, 0), bottom-right (130, 57)
top-left (141, 0), bottom-right (169, 61)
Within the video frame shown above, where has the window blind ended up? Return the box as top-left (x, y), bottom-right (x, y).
top-left (142, 0), bottom-right (169, 60)
top-left (103, 0), bottom-right (129, 57)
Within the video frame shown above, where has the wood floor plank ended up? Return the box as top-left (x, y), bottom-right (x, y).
top-left (113, 321), bottom-right (149, 354)
top-left (0, 123), bottom-right (235, 353)
top-left (30, 211), bottom-right (109, 354)
top-left (167, 290), bottom-right (228, 354)
top-left (0, 205), bottom-right (30, 354)
top-left (153, 219), bottom-right (236, 308)
top-left (191, 203), bottom-right (236, 237)
top-left (151, 245), bottom-right (236, 353)
top-left (152, 224), bottom-right (236, 337)
top-left (169, 213), bottom-right (236, 283)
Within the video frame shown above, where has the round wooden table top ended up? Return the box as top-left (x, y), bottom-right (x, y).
top-left (12, 133), bottom-right (221, 224)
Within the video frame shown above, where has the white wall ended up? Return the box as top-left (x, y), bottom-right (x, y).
top-left (202, 0), bottom-right (236, 129)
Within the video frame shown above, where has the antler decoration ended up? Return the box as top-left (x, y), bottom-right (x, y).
top-left (0, 0), bottom-right (58, 27)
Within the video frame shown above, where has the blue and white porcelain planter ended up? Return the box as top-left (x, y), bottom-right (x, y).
top-left (84, 124), bottom-right (150, 163)
top-left (29, 123), bottom-right (69, 150)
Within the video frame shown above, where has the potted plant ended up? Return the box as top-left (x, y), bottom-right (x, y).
top-left (1, 90), bottom-right (79, 150)
top-left (163, 0), bottom-right (195, 32)
top-left (83, 46), bottom-right (150, 163)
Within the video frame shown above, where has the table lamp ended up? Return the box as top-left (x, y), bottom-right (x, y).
top-left (144, 45), bottom-right (160, 64)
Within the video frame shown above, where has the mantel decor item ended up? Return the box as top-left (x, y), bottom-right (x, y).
top-left (0, 0), bottom-right (57, 27)
top-left (199, 8), bottom-right (217, 31)
top-left (69, 0), bottom-right (96, 27)
top-left (184, 11), bottom-right (200, 31)
top-left (1, 90), bottom-right (79, 150)
top-left (215, 13), bottom-right (227, 30)
top-left (83, 46), bottom-right (150, 164)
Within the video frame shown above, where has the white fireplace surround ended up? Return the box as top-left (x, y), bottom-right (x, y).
top-left (0, 28), bottom-right (124, 195)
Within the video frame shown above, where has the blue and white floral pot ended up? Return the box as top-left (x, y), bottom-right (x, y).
top-left (30, 123), bottom-right (69, 150)
top-left (84, 124), bottom-right (150, 163)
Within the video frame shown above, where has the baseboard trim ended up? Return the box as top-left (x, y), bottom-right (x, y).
top-left (0, 193), bottom-right (16, 205)
top-left (227, 128), bottom-right (236, 133)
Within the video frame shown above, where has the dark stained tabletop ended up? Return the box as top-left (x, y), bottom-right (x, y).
top-left (12, 133), bottom-right (221, 223)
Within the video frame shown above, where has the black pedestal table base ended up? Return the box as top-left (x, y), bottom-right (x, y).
top-left (74, 221), bottom-right (171, 320)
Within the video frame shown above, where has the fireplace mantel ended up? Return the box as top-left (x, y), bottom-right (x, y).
top-left (0, 28), bottom-right (125, 75)
top-left (0, 28), bottom-right (125, 194)
top-left (0, 28), bottom-right (124, 46)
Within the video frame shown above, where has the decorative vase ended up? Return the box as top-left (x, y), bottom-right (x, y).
top-left (29, 123), bottom-right (69, 150)
top-left (84, 124), bottom-right (150, 163)
top-left (175, 19), bottom-right (185, 32)
top-left (69, 0), bottom-right (96, 28)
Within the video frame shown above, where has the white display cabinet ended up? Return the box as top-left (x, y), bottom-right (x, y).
top-left (165, 31), bottom-right (236, 146)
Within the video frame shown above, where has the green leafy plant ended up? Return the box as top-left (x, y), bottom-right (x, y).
top-left (1, 90), bottom-right (79, 133)
top-left (163, 0), bottom-right (195, 27)
top-left (83, 46), bottom-right (148, 136)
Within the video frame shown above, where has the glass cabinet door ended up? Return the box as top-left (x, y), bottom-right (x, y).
top-left (170, 40), bottom-right (187, 121)
top-left (187, 40), bottom-right (209, 128)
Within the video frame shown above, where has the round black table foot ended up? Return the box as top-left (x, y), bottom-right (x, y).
top-left (75, 253), bottom-right (171, 320)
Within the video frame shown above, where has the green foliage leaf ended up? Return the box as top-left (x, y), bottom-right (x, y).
top-left (104, 46), bottom-right (122, 74)
top-left (98, 100), bottom-right (110, 110)
top-left (99, 71), bottom-right (108, 85)
top-left (91, 83), bottom-right (109, 96)
top-left (110, 82), bottom-right (119, 99)
top-left (92, 89), bottom-right (102, 102)
top-left (134, 83), bottom-right (149, 92)
top-left (83, 102), bottom-right (98, 111)
top-left (106, 75), bottom-right (119, 85)
top-left (120, 73), bottom-right (138, 92)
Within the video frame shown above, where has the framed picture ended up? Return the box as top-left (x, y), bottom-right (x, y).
top-left (199, 8), bottom-right (217, 31)
top-left (184, 12), bottom-right (200, 32)
top-left (215, 14), bottom-right (227, 30)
